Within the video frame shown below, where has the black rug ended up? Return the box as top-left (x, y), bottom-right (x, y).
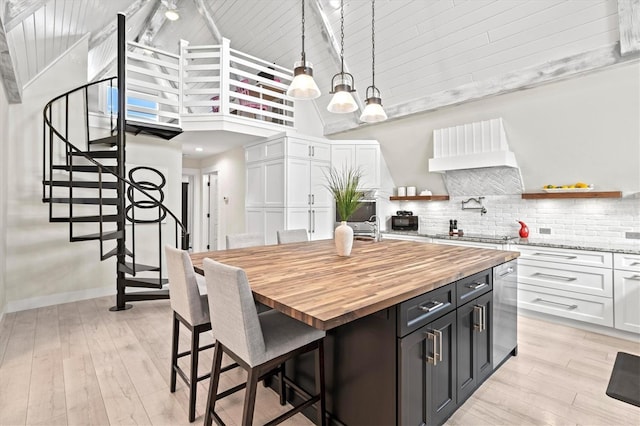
top-left (606, 352), bottom-right (640, 407)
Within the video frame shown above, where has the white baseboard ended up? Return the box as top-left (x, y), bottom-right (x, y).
top-left (6, 285), bottom-right (116, 313)
top-left (519, 309), bottom-right (640, 343)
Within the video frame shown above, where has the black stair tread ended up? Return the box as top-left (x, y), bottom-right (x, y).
top-left (119, 262), bottom-right (161, 274)
top-left (71, 230), bottom-right (123, 242)
top-left (43, 180), bottom-right (118, 189)
top-left (124, 289), bottom-right (170, 301)
top-left (123, 277), bottom-right (168, 289)
top-left (102, 247), bottom-right (133, 260)
top-left (125, 120), bottom-right (182, 140)
top-left (52, 165), bottom-right (117, 173)
top-left (70, 151), bottom-right (118, 159)
top-left (50, 214), bottom-right (119, 223)
top-left (43, 197), bottom-right (120, 205)
top-left (89, 135), bottom-right (117, 146)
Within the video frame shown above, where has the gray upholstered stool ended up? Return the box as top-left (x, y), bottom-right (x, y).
top-left (276, 228), bottom-right (309, 244)
top-left (165, 246), bottom-right (237, 422)
top-left (202, 258), bottom-right (327, 426)
top-left (226, 233), bottom-right (264, 249)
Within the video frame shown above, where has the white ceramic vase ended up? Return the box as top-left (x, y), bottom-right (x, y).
top-left (334, 221), bottom-right (354, 256)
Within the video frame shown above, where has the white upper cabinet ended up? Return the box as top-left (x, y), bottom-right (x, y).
top-left (331, 140), bottom-right (381, 189)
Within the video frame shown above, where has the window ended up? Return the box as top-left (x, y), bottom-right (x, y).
top-left (106, 87), bottom-right (158, 121)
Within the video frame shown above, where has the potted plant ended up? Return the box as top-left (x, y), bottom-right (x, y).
top-left (324, 165), bottom-right (364, 256)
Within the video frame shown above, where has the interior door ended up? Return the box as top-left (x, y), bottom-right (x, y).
top-left (206, 173), bottom-right (218, 251)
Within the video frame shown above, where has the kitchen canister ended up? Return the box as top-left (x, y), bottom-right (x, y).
top-left (397, 187), bottom-right (406, 197)
top-left (407, 186), bottom-right (417, 197)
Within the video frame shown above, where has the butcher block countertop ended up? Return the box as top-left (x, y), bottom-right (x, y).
top-left (190, 239), bottom-right (519, 330)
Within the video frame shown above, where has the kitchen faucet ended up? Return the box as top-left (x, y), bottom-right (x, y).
top-left (461, 197), bottom-right (487, 215)
top-left (365, 215), bottom-right (381, 242)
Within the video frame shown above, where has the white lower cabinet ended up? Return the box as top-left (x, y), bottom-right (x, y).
top-left (613, 253), bottom-right (640, 333)
top-left (287, 208), bottom-right (333, 241)
top-left (246, 208), bottom-right (285, 245)
top-left (516, 245), bottom-right (614, 328)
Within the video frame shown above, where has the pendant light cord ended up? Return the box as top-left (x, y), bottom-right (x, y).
top-left (340, 0), bottom-right (345, 74)
top-left (301, 0), bottom-right (306, 63)
top-left (371, 0), bottom-right (375, 88)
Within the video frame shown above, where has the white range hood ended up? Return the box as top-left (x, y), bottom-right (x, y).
top-left (429, 118), bottom-right (524, 196)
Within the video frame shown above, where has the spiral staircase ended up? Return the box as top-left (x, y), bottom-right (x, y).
top-left (41, 15), bottom-right (186, 311)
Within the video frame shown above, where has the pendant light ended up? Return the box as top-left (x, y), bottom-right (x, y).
top-left (327, 0), bottom-right (358, 113)
top-left (360, 0), bottom-right (387, 123)
top-left (287, 0), bottom-right (321, 100)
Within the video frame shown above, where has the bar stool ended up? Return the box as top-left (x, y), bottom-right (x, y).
top-left (165, 245), bottom-right (239, 422)
top-left (226, 233), bottom-right (264, 249)
top-left (276, 228), bottom-right (309, 244)
top-left (202, 258), bottom-right (327, 426)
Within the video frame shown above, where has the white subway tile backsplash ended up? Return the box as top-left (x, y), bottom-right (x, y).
top-left (414, 195), bottom-right (639, 245)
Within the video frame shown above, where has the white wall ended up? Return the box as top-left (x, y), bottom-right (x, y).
top-left (198, 147), bottom-right (246, 250)
top-left (0, 70), bottom-right (9, 320)
top-left (332, 62), bottom-right (640, 196)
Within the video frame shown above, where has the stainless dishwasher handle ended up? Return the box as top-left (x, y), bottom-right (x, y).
top-left (466, 282), bottom-right (487, 290)
top-left (532, 272), bottom-right (577, 281)
top-left (418, 301), bottom-right (444, 313)
top-left (534, 298), bottom-right (578, 310)
top-left (532, 252), bottom-right (578, 259)
top-left (498, 267), bottom-right (514, 277)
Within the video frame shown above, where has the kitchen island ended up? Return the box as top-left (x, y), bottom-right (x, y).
top-left (191, 239), bottom-right (519, 425)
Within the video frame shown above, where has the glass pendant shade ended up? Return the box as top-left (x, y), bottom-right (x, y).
top-left (287, 61), bottom-right (321, 99)
top-left (360, 96), bottom-right (387, 123)
top-left (165, 8), bottom-right (179, 21)
top-left (328, 88), bottom-right (358, 113)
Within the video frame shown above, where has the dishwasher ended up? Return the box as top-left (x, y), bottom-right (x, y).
top-left (493, 259), bottom-right (518, 368)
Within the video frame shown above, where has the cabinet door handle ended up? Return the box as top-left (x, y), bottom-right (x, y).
top-left (308, 210), bottom-right (311, 232)
top-left (311, 194), bottom-right (315, 205)
top-left (466, 282), bottom-right (487, 290)
top-left (436, 329), bottom-right (443, 363)
top-left (312, 210), bottom-right (315, 233)
top-left (531, 272), bottom-right (577, 281)
top-left (418, 301), bottom-right (443, 313)
top-left (534, 298), bottom-right (578, 310)
top-left (498, 267), bottom-right (514, 277)
top-left (481, 305), bottom-right (487, 332)
top-left (629, 274), bottom-right (640, 281)
top-left (532, 252), bottom-right (578, 260)
top-left (308, 146), bottom-right (311, 157)
top-left (425, 331), bottom-right (438, 366)
top-left (630, 261), bottom-right (640, 266)
top-left (308, 194), bottom-right (311, 205)
top-left (473, 305), bottom-right (483, 331)
top-left (312, 146), bottom-right (315, 156)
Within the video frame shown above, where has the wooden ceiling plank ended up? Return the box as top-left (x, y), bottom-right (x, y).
top-left (88, 0), bottom-right (148, 50)
top-left (191, 0), bottom-right (221, 44)
top-left (324, 42), bottom-right (640, 135)
top-left (0, 12), bottom-right (21, 102)
top-left (618, 0), bottom-right (640, 55)
top-left (3, 0), bottom-right (45, 32)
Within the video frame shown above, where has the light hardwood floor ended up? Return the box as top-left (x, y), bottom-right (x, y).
top-left (0, 296), bottom-right (638, 426)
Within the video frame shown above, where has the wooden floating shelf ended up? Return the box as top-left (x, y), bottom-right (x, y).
top-left (521, 191), bottom-right (622, 200)
top-left (389, 195), bottom-right (450, 201)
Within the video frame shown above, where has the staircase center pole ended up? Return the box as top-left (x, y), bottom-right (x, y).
top-left (110, 12), bottom-right (132, 312)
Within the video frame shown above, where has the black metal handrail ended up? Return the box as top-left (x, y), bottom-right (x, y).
top-left (42, 77), bottom-right (188, 247)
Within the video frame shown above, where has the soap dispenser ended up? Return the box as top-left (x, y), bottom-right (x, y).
top-left (517, 220), bottom-right (529, 238)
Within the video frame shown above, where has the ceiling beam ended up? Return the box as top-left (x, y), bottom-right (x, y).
top-left (324, 42), bottom-right (640, 135)
top-left (0, 10), bottom-right (21, 102)
top-left (309, 0), bottom-right (364, 114)
top-left (88, 0), bottom-right (149, 50)
top-left (137, 0), bottom-right (168, 46)
top-left (191, 0), bottom-right (222, 43)
top-left (3, 0), bottom-right (46, 32)
top-left (618, 0), bottom-right (640, 56)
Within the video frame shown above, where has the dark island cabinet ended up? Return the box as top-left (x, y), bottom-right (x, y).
top-left (399, 310), bottom-right (458, 426)
top-left (456, 291), bottom-right (493, 404)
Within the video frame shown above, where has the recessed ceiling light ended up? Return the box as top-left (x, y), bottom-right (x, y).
top-left (195, 147), bottom-right (203, 152)
top-left (165, 8), bottom-right (179, 21)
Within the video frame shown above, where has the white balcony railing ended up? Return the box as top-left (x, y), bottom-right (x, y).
top-left (123, 38), bottom-right (294, 130)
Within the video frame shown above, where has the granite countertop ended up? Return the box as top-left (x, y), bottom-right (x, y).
top-left (381, 230), bottom-right (640, 255)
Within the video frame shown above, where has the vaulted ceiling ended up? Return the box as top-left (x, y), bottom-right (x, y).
top-left (1, 0), bottom-right (638, 135)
